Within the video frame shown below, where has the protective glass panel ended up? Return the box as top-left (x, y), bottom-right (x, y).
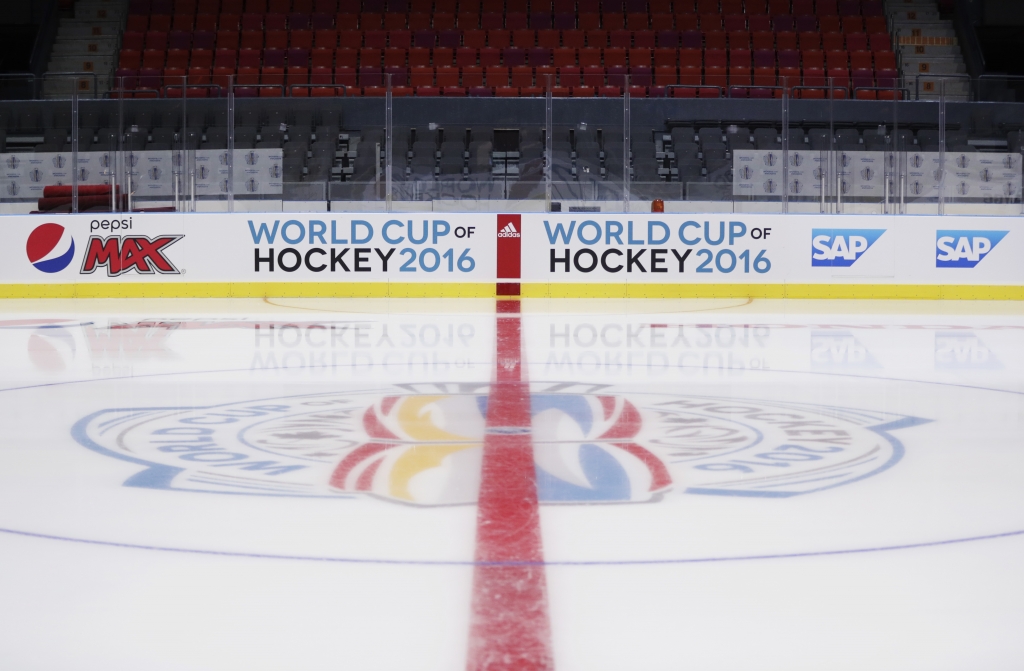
top-left (550, 87), bottom-right (625, 213)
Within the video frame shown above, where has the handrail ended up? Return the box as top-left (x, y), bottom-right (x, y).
top-left (853, 86), bottom-right (912, 99)
top-left (287, 83), bottom-right (349, 96)
top-left (230, 83), bottom-right (286, 97)
top-left (162, 83), bottom-right (224, 97)
top-left (40, 72), bottom-right (100, 99)
top-left (726, 84), bottom-right (785, 98)
top-left (665, 84), bottom-right (724, 97)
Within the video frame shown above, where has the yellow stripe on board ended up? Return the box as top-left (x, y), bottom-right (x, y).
top-left (0, 282), bottom-right (1022, 300)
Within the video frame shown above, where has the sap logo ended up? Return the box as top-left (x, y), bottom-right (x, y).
top-left (935, 230), bottom-right (1007, 268)
top-left (934, 332), bottom-right (1000, 370)
top-left (811, 229), bottom-right (885, 267)
top-left (80, 235), bottom-right (183, 277)
top-left (26, 223), bottom-right (76, 273)
top-left (810, 333), bottom-right (880, 369)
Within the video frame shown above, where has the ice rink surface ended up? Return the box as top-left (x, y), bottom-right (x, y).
top-left (1, 297), bottom-right (1023, 671)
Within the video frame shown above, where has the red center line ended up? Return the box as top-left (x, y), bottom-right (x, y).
top-left (466, 299), bottom-right (554, 671)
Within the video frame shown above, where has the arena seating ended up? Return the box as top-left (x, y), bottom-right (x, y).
top-left (115, 0), bottom-right (896, 98)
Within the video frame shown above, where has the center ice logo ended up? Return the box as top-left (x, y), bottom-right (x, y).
top-left (26, 223), bottom-right (76, 273)
top-left (811, 229), bottom-right (885, 267)
top-left (74, 384), bottom-right (926, 502)
top-left (935, 230), bottom-right (1007, 268)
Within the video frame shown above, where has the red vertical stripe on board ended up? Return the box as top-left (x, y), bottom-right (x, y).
top-left (466, 299), bottom-right (554, 671)
top-left (496, 214), bottom-right (522, 297)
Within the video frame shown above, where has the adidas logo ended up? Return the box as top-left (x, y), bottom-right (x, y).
top-left (498, 222), bottom-right (520, 238)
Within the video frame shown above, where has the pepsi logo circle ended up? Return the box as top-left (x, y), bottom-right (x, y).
top-left (26, 223), bottom-right (75, 273)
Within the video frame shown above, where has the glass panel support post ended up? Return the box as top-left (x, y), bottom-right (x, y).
top-left (385, 74), bottom-right (393, 212)
top-left (622, 76), bottom-right (630, 212)
top-left (71, 87), bottom-right (79, 214)
top-left (937, 79), bottom-right (946, 215)
top-left (227, 80), bottom-right (235, 213)
top-left (545, 78), bottom-right (552, 211)
top-left (781, 87), bottom-right (789, 214)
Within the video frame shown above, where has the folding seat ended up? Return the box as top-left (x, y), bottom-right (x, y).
top-left (537, 29), bottom-right (560, 48)
top-left (845, 32), bottom-right (867, 51)
top-left (826, 49), bottom-right (848, 68)
top-left (562, 31), bottom-right (586, 48)
top-left (195, 14), bottom-right (218, 30)
top-left (435, 65), bottom-right (459, 86)
top-left (862, 0), bottom-right (883, 16)
top-left (627, 83), bottom-right (646, 97)
top-left (335, 47), bottom-right (358, 66)
top-left (572, 85), bottom-right (595, 96)
top-left (752, 48), bottom-right (773, 68)
top-left (479, 47), bottom-right (501, 66)
top-left (653, 64), bottom-right (676, 85)
top-left (119, 49), bottom-right (143, 70)
top-left (172, 14), bottom-right (194, 31)
top-left (238, 47), bottom-right (261, 67)
top-left (487, 29), bottom-right (511, 48)
top-left (432, 47), bottom-right (453, 66)
top-left (581, 64), bottom-right (603, 86)
top-left (553, 47), bottom-right (576, 67)
top-left (336, 12), bottom-right (358, 29)
top-left (578, 47), bottom-right (601, 66)
top-left (678, 47), bottom-right (701, 68)
top-left (653, 47), bottom-right (674, 67)
top-left (704, 30), bottom-right (727, 49)
top-left (603, 47), bottom-right (627, 66)
top-left (267, 0), bottom-right (288, 11)
top-left (627, 12), bottom-right (649, 30)
top-left (656, 30), bottom-right (679, 47)
top-left (265, 13), bottom-right (287, 29)
top-left (802, 49), bottom-right (823, 69)
top-left (410, 65), bottom-right (433, 85)
top-left (241, 29), bottom-right (264, 48)
top-left (150, 15), bottom-right (173, 32)
top-left (775, 30), bottom-right (797, 49)
top-left (821, 32), bottom-right (844, 51)
top-left (384, 47), bottom-right (406, 66)
top-left (214, 29), bottom-right (238, 50)
top-left (558, 65), bottom-right (581, 85)
top-left (704, 65), bottom-right (726, 87)
top-left (675, 14), bottom-right (699, 31)
top-left (751, 31), bottom-right (774, 49)
top-left (191, 48), bottom-right (214, 67)
top-left (778, 66), bottom-right (799, 87)
top-left (358, 65), bottom-right (383, 85)
top-left (265, 29), bottom-right (289, 48)
top-left (486, 65), bottom-right (509, 86)
top-left (530, 12), bottom-right (552, 29)
top-left (753, 64), bottom-right (775, 86)
top-left (502, 47), bottom-right (526, 65)
top-left (263, 47), bottom-right (286, 66)
top-left (457, 11), bottom-right (479, 28)
top-left (463, 29), bottom-right (487, 48)
top-left (359, 46), bottom-right (382, 64)
top-left (578, 13), bottom-right (600, 30)
top-left (511, 65), bottom-right (535, 87)
top-left (291, 12), bottom-right (313, 29)
top-left (772, 14), bottom-right (794, 32)
top-left (629, 47), bottom-right (652, 66)
top-left (188, 65), bottom-right (212, 84)
top-left (288, 65), bottom-right (310, 84)
top-left (699, 13), bottom-right (721, 30)
top-left (629, 65), bottom-right (652, 85)
top-left (143, 48), bottom-right (167, 68)
top-left (383, 12), bottom-right (405, 29)
top-left (816, 0), bottom-right (837, 15)
top-left (777, 48), bottom-right (799, 68)
top-left (127, 15), bottom-right (149, 32)
top-left (723, 14), bottom-right (745, 31)
top-left (587, 29), bottom-right (608, 47)
top-left (389, 29), bottom-right (411, 48)
top-left (873, 50), bottom-right (895, 70)
top-left (432, 12), bottom-right (454, 29)
top-left (364, 30), bottom-right (387, 47)
top-left (729, 64), bottom-right (750, 85)
top-left (828, 66), bottom-right (849, 89)
top-left (195, 30), bottom-right (219, 51)
top-left (334, 65), bottom-right (357, 85)
top-left (314, 28), bottom-right (338, 47)
top-left (634, 30), bottom-right (655, 48)
top-left (311, 12), bottom-right (335, 28)
top-left (842, 16), bottom-right (864, 34)
top-left (704, 48), bottom-right (726, 68)
top-left (554, 13), bottom-right (576, 30)
top-left (671, 85), bottom-right (696, 97)
top-left (851, 68), bottom-right (873, 90)
top-left (802, 66), bottom-right (824, 86)
top-left (513, 29), bottom-right (536, 47)
top-left (864, 16), bottom-right (887, 35)
top-left (462, 65), bottom-right (484, 86)
top-left (729, 30), bottom-right (750, 47)
top-left (455, 47), bottom-right (477, 66)
top-left (147, 29), bottom-right (170, 49)
top-left (849, 50), bottom-right (872, 71)
top-left (360, 12), bottom-right (383, 28)
top-left (123, 32), bottom-right (146, 51)
top-left (338, 28), bottom-right (360, 46)
top-left (442, 85), bottom-right (466, 95)
top-left (504, 11), bottom-right (526, 27)
top-left (406, 12), bottom-right (429, 30)
top-left (793, 14), bottom-right (816, 32)
top-left (868, 33), bottom-right (890, 51)
top-left (838, 0), bottom-right (859, 17)
top-left (310, 64), bottom-right (333, 83)
top-left (819, 15), bottom-right (841, 33)
top-left (798, 31), bottom-right (819, 49)
top-left (232, 66), bottom-right (258, 85)
top-left (601, 13), bottom-right (624, 30)
top-left (292, 29), bottom-right (314, 48)
top-left (384, 65), bottom-right (408, 85)
top-left (605, 64), bottom-right (626, 86)
top-left (875, 68), bottom-right (896, 87)
top-left (480, 11), bottom-right (503, 30)
top-left (262, 65), bottom-right (286, 84)
top-left (679, 65), bottom-right (701, 84)
top-left (791, 0), bottom-right (813, 14)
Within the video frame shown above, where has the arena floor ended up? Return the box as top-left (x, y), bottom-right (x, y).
top-left (1, 297), bottom-right (1023, 671)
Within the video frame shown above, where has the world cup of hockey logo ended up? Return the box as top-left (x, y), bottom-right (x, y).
top-left (127, 154), bottom-right (139, 167)
top-left (1003, 155), bottom-right (1017, 169)
top-left (956, 181), bottom-right (970, 195)
top-left (52, 155), bottom-right (67, 169)
top-left (762, 179), bottom-right (777, 193)
top-left (840, 179), bottom-right (851, 195)
top-left (219, 179), bottom-right (229, 192)
top-left (197, 165), bottom-right (210, 180)
top-left (788, 153), bottom-right (803, 167)
top-left (28, 169), bottom-right (43, 183)
top-left (78, 168), bottom-right (89, 181)
top-left (245, 178), bottom-right (259, 192)
top-left (738, 165), bottom-right (753, 180)
top-left (861, 167), bottom-right (874, 180)
top-left (909, 180), bottom-right (925, 195)
top-left (269, 164), bottom-right (281, 179)
top-left (840, 153), bottom-right (852, 168)
top-left (6, 156), bottom-right (20, 169)
top-left (1004, 182), bottom-right (1017, 197)
top-left (148, 167), bottom-right (162, 180)
top-left (219, 152), bottom-right (229, 165)
top-left (99, 153), bottom-right (110, 168)
top-left (956, 154), bottom-right (970, 168)
top-left (789, 179), bottom-right (802, 194)
top-left (979, 168), bottom-right (991, 182)
top-left (245, 151), bottom-right (259, 166)
top-left (910, 154), bottom-right (924, 168)
top-left (762, 153), bottom-right (777, 166)
top-left (6, 182), bottom-right (19, 196)
top-left (813, 167), bottom-right (826, 180)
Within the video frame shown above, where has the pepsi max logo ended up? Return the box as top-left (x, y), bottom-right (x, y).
top-left (26, 223), bottom-right (76, 273)
top-left (811, 229), bottom-right (885, 267)
top-left (936, 230), bottom-right (1007, 268)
